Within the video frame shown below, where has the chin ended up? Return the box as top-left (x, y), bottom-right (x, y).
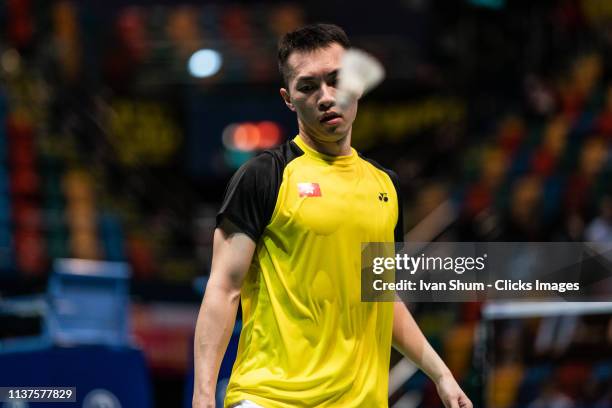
top-left (315, 131), bottom-right (346, 143)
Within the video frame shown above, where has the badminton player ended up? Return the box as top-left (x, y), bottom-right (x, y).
top-left (193, 23), bottom-right (472, 408)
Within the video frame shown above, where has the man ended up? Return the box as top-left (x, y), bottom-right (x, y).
top-left (193, 23), bottom-right (472, 408)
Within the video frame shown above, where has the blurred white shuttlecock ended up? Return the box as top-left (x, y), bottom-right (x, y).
top-left (337, 48), bottom-right (385, 109)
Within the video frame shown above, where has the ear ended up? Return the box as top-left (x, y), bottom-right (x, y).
top-left (280, 88), bottom-right (296, 112)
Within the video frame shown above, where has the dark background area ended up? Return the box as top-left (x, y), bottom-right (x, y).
top-left (1, 0), bottom-right (611, 407)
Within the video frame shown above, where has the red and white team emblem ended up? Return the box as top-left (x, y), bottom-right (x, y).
top-left (298, 182), bottom-right (321, 197)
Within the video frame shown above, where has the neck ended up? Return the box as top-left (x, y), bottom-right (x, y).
top-left (298, 124), bottom-right (352, 156)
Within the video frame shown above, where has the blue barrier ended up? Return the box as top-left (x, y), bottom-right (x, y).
top-left (47, 259), bottom-right (131, 346)
top-left (0, 345), bottom-right (152, 408)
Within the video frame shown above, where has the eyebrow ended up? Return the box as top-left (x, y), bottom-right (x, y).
top-left (296, 69), bottom-right (339, 83)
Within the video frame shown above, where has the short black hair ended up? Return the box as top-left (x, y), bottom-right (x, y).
top-left (277, 23), bottom-right (351, 87)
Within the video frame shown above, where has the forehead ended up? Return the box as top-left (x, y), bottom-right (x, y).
top-left (286, 43), bottom-right (345, 82)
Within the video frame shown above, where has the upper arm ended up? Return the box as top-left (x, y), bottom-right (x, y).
top-left (207, 219), bottom-right (257, 292)
top-left (216, 152), bottom-right (282, 242)
top-left (210, 152), bottom-right (281, 290)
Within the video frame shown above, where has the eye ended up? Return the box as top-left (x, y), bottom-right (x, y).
top-left (298, 84), bottom-right (315, 93)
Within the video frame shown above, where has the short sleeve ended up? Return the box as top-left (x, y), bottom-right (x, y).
top-left (216, 152), bottom-right (280, 242)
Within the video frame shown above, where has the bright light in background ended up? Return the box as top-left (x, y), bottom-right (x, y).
top-left (257, 121), bottom-right (282, 148)
top-left (233, 123), bottom-right (260, 151)
top-left (188, 49), bottom-right (222, 78)
top-left (222, 121), bottom-right (283, 152)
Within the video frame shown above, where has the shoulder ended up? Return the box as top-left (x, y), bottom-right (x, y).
top-left (218, 140), bottom-right (304, 241)
top-left (358, 153), bottom-right (400, 185)
top-left (237, 139), bottom-right (304, 176)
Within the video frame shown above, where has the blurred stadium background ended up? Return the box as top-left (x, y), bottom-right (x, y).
top-left (0, 0), bottom-right (611, 407)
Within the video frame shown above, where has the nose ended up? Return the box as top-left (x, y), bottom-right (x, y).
top-left (318, 83), bottom-right (336, 111)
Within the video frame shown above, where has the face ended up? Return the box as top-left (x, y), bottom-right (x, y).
top-left (280, 43), bottom-right (358, 143)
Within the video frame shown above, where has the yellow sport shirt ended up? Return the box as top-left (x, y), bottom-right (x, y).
top-left (217, 135), bottom-right (403, 407)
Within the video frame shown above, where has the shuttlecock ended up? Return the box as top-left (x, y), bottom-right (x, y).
top-left (337, 48), bottom-right (385, 109)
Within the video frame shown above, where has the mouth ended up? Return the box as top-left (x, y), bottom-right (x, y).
top-left (320, 111), bottom-right (343, 125)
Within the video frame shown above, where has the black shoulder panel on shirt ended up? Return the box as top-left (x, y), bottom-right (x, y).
top-left (216, 140), bottom-right (304, 242)
top-left (360, 155), bottom-right (405, 243)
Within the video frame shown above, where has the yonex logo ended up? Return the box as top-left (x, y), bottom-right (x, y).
top-left (378, 192), bottom-right (388, 202)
